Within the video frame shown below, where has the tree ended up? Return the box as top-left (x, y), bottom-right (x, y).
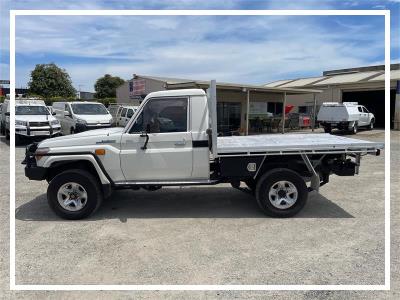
top-left (28, 63), bottom-right (76, 98)
top-left (94, 74), bottom-right (125, 98)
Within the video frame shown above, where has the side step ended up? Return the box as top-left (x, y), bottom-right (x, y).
top-left (113, 179), bottom-right (219, 188)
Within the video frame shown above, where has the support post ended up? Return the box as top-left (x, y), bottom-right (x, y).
top-left (281, 92), bottom-right (286, 134)
top-left (301, 153), bottom-right (320, 192)
top-left (312, 93), bottom-right (317, 132)
top-left (246, 89), bottom-right (250, 135)
top-left (394, 80), bottom-right (400, 130)
top-left (207, 80), bottom-right (218, 158)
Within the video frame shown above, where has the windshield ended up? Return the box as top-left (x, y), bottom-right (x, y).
top-left (71, 103), bottom-right (108, 115)
top-left (16, 105), bottom-right (49, 115)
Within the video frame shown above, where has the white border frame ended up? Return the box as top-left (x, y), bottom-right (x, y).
top-left (9, 9), bottom-right (391, 291)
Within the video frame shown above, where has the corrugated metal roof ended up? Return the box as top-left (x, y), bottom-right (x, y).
top-left (367, 69), bottom-right (400, 81)
top-left (263, 79), bottom-right (294, 87)
top-left (278, 76), bottom-right (326, 88)
top-left (134, 74), bottom-right (322, 94)
top-left (312, 71), bottom-right (382, 86)
top-left (134, 74), bottom-right (195, 84)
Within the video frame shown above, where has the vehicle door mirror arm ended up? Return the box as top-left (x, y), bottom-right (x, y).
top-left (140, 124), bottom-right (151, 150)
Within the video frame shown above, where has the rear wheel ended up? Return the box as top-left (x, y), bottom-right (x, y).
top-left (323, 126), bottom-right (332, 133)
top-left (255, 169), bottom-right (308, 218)
top-left (47, 169), bottom-right (103, 220)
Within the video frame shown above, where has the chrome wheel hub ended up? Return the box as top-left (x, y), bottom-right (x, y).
top-left (268, 180), bottom-right (298, 209)
top-left (57, 182), bottom-right (88, 211)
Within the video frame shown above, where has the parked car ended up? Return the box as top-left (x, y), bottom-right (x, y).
top-left (317, 102), bottom-right (375, 134)
top-left (116, 105), bottom-right (138, 127)
top-left (52, 101), bottom-right (113, 135)
top-left (1, 99), bottom-right (61, 143)
top-left (23, 87), bottom-right (383, 220)
top-left (107, 104), bottom-right (122, 125)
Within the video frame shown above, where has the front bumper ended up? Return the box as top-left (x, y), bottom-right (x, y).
top-left (25, 165), bottom-right (47, 180)
top-left (22, 143), bottom-right (47, 181)
top-left (16, 125), bottom-right (61, 137)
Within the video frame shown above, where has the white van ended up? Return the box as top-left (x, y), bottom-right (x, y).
top-left (52, 101), bottom-right (113, 135)
top-left (317, 102), bottom-right (375, 134)
top-left (116, 105), bottom-right (138, 127)
top-left (1, 99), bottom-right (61, 142)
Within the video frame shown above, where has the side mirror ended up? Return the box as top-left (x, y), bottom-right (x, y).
top-left (52, 112), bottom-right (56, 116)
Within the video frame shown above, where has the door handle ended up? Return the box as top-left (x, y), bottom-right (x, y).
top-left (174, 140), bottom-right (186, 146)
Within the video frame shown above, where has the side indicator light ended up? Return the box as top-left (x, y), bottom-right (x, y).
top-left (95, 149), bottom-right (106, 155)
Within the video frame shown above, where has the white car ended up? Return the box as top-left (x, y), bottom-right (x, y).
top-left (52, 101), bottom-right (113, 135)
top-left (1, 99), bottom-right (61, 142)
top-left (23, 87), bottom-right (383, 220)
top-left (317, 102), bottom-right (375, 134)
top-left (116, 105), bottom-right (138, 127)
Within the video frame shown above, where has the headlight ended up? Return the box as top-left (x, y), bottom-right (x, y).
top-left (76, 118), bottom-right (87, 124)
top-left (50, 119), bottom-right (60, 125)
top-left (35, 147), bottom-right (50, 161)
top-left (15, 120), bottom-right (27, 126)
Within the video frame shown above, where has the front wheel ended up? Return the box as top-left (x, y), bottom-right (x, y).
top-left (47, 169), bottom-right (103, 220)
top-left (255, 169), bottom-right (308, 218)
top-left (369, 120), bottom-right (374, 130)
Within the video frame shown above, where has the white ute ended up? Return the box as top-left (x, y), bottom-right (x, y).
top-left (24, 83), bottom-right (384, 220)
top-left (317, 102), bottom-right (375, 134)
top-left (1, 99), bottom-right (61, 143)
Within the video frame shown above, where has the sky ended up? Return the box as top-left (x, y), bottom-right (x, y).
top-left (0, 0), bottom-right (399, 92)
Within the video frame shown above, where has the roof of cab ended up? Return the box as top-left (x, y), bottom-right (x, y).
top-left (145, 89), bottom-right (206, 99)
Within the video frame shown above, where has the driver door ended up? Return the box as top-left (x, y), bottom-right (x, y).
top-left (120, 97), bottom-right (193, 181)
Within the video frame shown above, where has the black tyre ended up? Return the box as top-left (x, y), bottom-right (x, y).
top-left (323, 127), bottom-right (332, 134)
top-left (47, 169), bottom-right (103, 220)
top-left (350, 123), bottom-right (358, 134)
top-left (255, 168), bottom-right (308, 218)
top-left (369, 120), bottom-right (374, 130)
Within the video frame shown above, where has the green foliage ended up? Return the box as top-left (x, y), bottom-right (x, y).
top-left (28, 63), bottom-right (76, 98)
top-left (94, 74), bottom-right (124, 99)
top-left (44, 96), bottom-right (77, 106)
top-left (0, 95), bottom-right (5, 103)
top-left (95, 98), bottom-right (116, 107)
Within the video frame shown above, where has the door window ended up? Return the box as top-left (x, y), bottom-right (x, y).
top-left (129, 97), bottom-right (188, 133)
top-left (357, 106), bottom-right (363, 112)
top-left (65, 104), bottom-right (72, 116)
top-left (362, 107), bottom-right (369, 113)
top-left (121, 108), bottom-right (127, 117)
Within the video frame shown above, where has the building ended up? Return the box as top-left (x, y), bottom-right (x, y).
top-left (264, 64), bottom-right (400, 128)
top-left (0, 87), bottom-right (29, 97)
top-left (76, 91), bottom-right (95, 100)
top-left (116, 74), bottom-right (321, 135)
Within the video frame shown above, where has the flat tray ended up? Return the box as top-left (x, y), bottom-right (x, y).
top-left (217, 133), bottom-right (384, 154)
